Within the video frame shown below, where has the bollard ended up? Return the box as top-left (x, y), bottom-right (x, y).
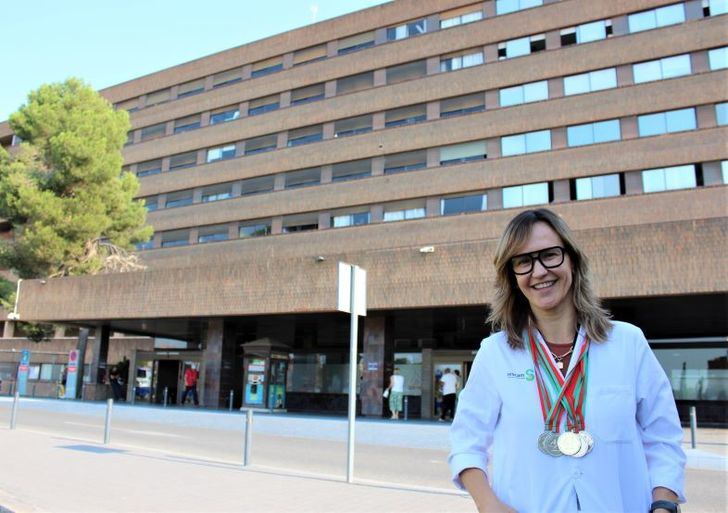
top-left (10, 391), bottom-right (20, 429)
top-left (243, 409), bottom-right (253, 467)
top-left (104, 398), bottom-right (114, 445)
top-left (131, 386), bottom-right (136, 405)
top-left (163, 386), bottom-right (168, 408)
top-left (690, 406), bottom-right (697, 449)
top-left (404, 396), bottom-right (409, 421)
top-left (229, 390), bottom-right (234, 412)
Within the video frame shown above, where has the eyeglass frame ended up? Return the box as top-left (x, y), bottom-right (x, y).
top-left (510, 245), bottom-right (567, 275)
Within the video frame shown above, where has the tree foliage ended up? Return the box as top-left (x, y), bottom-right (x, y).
top-left (0, 78), bottom-right (152, 279)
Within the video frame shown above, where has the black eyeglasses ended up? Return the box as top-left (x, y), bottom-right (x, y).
top-left (510, 246), bottom-right (566, 275)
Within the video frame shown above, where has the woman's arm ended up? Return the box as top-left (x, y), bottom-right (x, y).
top-left (460, 469), bottom-right (517, 513)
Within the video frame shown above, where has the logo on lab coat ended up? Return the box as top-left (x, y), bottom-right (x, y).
top-left (506, 369), bottom-right (535, 381)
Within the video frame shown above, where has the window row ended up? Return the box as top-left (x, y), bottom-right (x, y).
top-left (123, 0), bottom-right (707, 144)
top-left (139, 160), bottom-right (727, 250)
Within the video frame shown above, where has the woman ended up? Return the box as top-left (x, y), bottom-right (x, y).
top-left (449, 209), bottom-right (685, 513)
top-left (387, 367), bottom-right (405, 420)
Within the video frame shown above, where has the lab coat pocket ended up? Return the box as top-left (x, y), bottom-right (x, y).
top-left (589, 386), bottom-right (634, 442)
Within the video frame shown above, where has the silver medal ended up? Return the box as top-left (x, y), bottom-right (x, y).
top-left (544, 431), bottom-right (563, 457)
top-left (579, 430), bottom-right (594, 454)
top-left (557, 431), bottom-right (582, 456)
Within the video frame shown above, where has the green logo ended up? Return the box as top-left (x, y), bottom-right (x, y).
top-left (525, 369), bottom-right (535, 381)
top-left (506, 369), bottom-right (535, 381)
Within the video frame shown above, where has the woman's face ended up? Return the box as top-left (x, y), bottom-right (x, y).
top-left (512, 221), bottom-right (574, 318)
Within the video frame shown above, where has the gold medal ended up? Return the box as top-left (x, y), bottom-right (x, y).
top-left (556, 431), bottom-right (582, 456)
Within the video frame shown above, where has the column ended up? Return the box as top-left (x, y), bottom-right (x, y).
top-left (202, 319), bottom-right (224, 408)
top-left (360, 315), bottom-right (386, 416)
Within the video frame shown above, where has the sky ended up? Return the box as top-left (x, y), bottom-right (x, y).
top-left (1, 0), bottom-right (391, 121)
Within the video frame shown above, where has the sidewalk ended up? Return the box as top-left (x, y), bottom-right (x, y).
top-left (0, 429), bottom-right (473, 513)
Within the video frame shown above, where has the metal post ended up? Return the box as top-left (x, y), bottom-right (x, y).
top-left (104, 398), bottom-right (113, 444)
top-left (243, 409), bottom-right (253, 466)
top-left (163, 386), bottom-right (168, 408)
top-left (10, 391), bottom-right (19, 429)
top-left (32, 384), bottom-right (36, 397)
top-left (346, 265), bottom-right (358, 484)
top-left (131, 386), bottom-right (136, 405)
top-left (690, 406), bottom-right (697, 449)
top-left (229, 390), bottom-right (234, 412)
top-left (404, 396), bottom-right (409, 421)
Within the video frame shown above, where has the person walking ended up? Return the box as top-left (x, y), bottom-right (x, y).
top-left (180, 364), bottom-right (199, 406)
top-left (439, 368), bottom-right (458, 421)
top-left (449, 208), bottom-right (685, 513)
top-left (386, 367), bottom-right (405, 419)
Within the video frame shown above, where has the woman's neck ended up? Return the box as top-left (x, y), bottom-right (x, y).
top-left (532, 305), bottom-right (578, 345)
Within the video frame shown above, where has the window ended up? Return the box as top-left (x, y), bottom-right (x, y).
top-left (499, 80), bottom-right (548, 107)
top-left (502, 182), bottom-right (549, 208)
top-left (293, 44), bottom-right (327, 66)
top-left (642, 165), bottom-right (696, 192)
top-left (165, 190), bottom-right (193, 209)
top-left (563, 68), bottom-right (617, 96)
top-left (251, 56), bottom-right (283, 78)
top-left (575, 174), bottom-right (621, 200)
top-left (285, 168), bottom-right (320, 189)
top-left (201, 184), bottom-right (233, 202)
top-left (440, 93), bottom-right (485, 118)
top-left (441, 193), bottom-right (486, 215)
top-left (145, 89), bottom-right (170, 107)
top-left (501, 130), bottom-right (551, 156)
top-left (439, 141), bottom-right (487, 165)
top-left (440, 50), bottom-right (484, 72)
top-left (331, 211), bottom-right (370, 228)
top-left (115, 98), bottom-right (139, 112)
top-left (386, 60), bottom-right (428, 84)
top-left (706, 0), bottom-right (728, 16)
top-left (716, 103), bottom-right (728, 125)
top-left (240, 221), bottom-right (271, 238)
top-left (212, 68), bottom-right (243, 88)
top-left (722, 160), bottom-right (728, 184)
top-left (140, 123), bottom-right (166, 141)
top-left (383, 200), bottom-right (426, 222)
top-left (628, 3), bottom-right (685, 33)
top-left (207, 144), bottom-right (237, 162)
top-left (337, 32), bottom-right (375, 55)
top-left (198, 225), bottom-right (229, 244)
top-left (633, 54), bottom-right (691, 83)
top-left (334, 115), bottom-right (372, 138)
top-left (240, 175), bottom-right (274, 195)
top-left (567, 119), bottom-right (621, 147)
top-left (287, 125), bottom-right (323, 147)
top-left (440, 5), bottom-right (483, 28)
top-left (387, 18), bottom-right (427, 40)
top-left (136, 240), bottom-right (154, 251)
top-left (496, 0), bottom-right (543, 15)
top-left (337, 72), bottom-right (374, 94)
top-left (385, 104), bottom-right (427, 128)
top-left (282, 214), bottom-right (318, 233)
top-left (169, 151), bottom-right (198, 171)
top-left (173, 115), bottom-right (201, 134)
top-left (384, 150), bottom-right (427, 174)
top-left (332, 159), bottom-right (371, 182)
top-left (248, 95), bottom-right (279, 116)
top-left (144, 197), bottom-right (158, 212)
top-left (560, 20), bottom-right (612, 46)
top-left (125, 131), bottom-right (134, 146)
top-left (160, 230), bottom-right (189, 248)
top-left (245, 135), bottom-right (277, 155)
top-left (137, 159), bottom-right (163, 177)
top-left (210, 106), bottom-right (240, 124)
top-left (637, 108), bottom-right (696, 137)
top-left (498, 34), bottom-right (545, 59)
top-left (708, 47), bottom-right (728, 70)
top-left (177, 79), bottom-right (205, 98)
top-left (291, 84), bottom-right (325, 105)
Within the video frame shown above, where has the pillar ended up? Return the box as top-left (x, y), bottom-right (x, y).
top-left (360, 315), bottom-right (386, 416)
top-left (202, 319), bottom-right (224, 408)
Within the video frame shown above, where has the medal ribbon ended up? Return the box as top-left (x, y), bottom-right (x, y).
top-left (527, 327), bottom-right (589, 432)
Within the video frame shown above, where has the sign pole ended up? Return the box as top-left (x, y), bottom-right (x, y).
top-left (346, 264), bottom-right (358, 484)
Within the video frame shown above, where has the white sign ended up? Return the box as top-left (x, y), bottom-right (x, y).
top-left (337, 262), bottom-right (367, 317)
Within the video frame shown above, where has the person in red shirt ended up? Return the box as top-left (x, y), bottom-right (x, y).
top-left (181, 364), bottom-right (199, 406)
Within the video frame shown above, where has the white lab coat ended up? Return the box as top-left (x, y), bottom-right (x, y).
top-left (449, 321), bottom-right (685, 513)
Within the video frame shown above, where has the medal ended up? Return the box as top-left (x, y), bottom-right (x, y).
top-left (579, 430), bottom-right (594, 454)
top-left (538, 431), bottom-right (563, 457)
top-left (557, 431), bottom-right (582, 456)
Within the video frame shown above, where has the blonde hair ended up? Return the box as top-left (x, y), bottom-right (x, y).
top-left (486, 209), bottom-right (611, 349)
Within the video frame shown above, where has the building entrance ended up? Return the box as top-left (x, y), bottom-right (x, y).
top-left (130, 350), bottom-right (203, 405)
top-left (431, 351), bottom-right (475, 420)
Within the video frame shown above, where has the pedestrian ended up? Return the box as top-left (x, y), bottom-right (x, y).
top-left (180, 364), bottom-right (199, 406)
top-left (108, 366), bottom-right (124, 401)
top-left (439, 368), bottom-right (458, 421)
top-left (453, 369), bottom-right (462, 412)
top-left (386, 367), bottom-right (405, 419)
top-left (449, 208), bottom-right (685, 513)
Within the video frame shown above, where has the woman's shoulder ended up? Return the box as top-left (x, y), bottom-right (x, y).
top-left (606, 320), bottom-right (647, 341)
top-left (477, 331), bottom-right (512, 356)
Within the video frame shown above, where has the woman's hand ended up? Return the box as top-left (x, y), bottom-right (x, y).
top-left (460, 468), bottom-right (518, 513)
